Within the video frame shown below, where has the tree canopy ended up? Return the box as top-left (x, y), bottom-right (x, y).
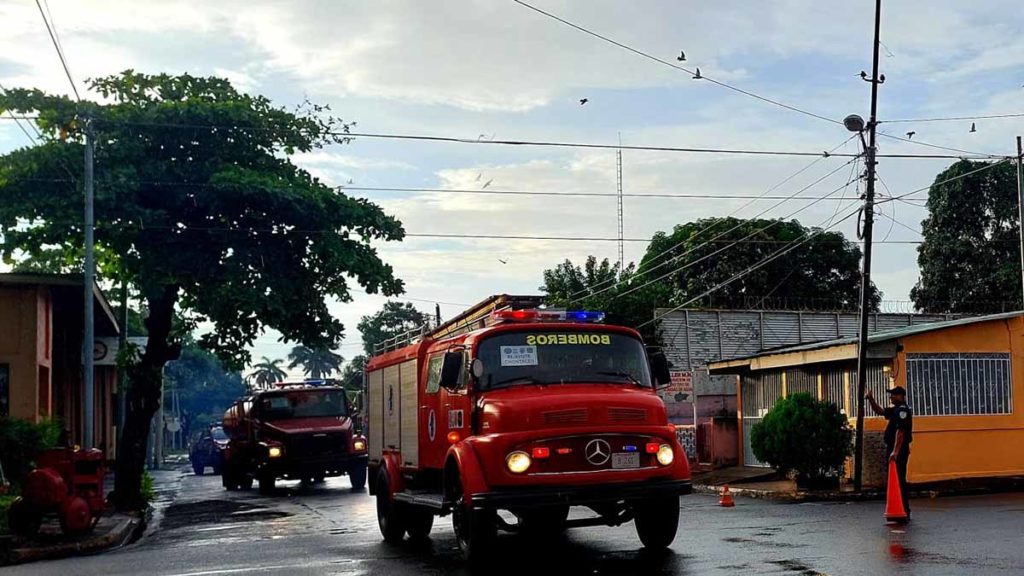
top-left (643, 217), bottom-right (878, 312)
top-left (287, 345), bottom-right (343, 379)
top-left (0, 71), bottom-right (405, 508)
top-left (357, 301), bottom-right (429, 355)
top-left (249, 356), bottom-right (288, 389)
top-left (911, 160), bottom-right (1021, 313)
top-left (164, 339), bottom-right (246, 440)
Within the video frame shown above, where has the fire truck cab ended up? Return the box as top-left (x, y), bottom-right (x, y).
top-left (366, 296), bottom-right (691, 563)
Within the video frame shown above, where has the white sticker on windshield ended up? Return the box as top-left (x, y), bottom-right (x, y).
top-left (500, 345), bottom-right (538, 367)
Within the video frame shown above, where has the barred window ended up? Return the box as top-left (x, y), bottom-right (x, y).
top-left (906, 353), bottom-right (1012, 416)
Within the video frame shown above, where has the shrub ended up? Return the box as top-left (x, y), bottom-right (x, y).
top-left (0, 417), bottom-right (61, 488)
top-left (750, 393), bottom-right (853, 481)
top-left (141, 472), bottom-right (155, 505)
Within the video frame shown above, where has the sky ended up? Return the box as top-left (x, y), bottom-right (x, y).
top-left (2, 0), bottom-right (1024, 379)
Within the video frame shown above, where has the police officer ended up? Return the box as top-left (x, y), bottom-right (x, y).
top-left (866, 385), bottom-right (913, 519)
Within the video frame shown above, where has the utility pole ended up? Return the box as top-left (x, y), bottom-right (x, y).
top-left (117, 280), bottom-right (128, 452)
top-left (852, 0), bottom-right (884, 492)
top-left (1016, 136), bottom-right (1024, 308)
top-left (83, 118), bottom-right (96, 449)
top-left (616, 134), bottom-right (624, 274)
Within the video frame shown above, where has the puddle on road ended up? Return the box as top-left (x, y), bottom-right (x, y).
top-left (161, 499), bottom-right (291, 530)
top-left (770, 559), bottom-right (828, 575)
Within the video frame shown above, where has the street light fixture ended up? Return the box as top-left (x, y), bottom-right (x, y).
top-left (844, 114), bottom-right (866, 133)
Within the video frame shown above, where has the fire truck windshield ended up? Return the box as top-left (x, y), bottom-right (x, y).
top-left (475, 330), bottom-right (653, 390)
top-left (258, 389), bottom-right (348, 420)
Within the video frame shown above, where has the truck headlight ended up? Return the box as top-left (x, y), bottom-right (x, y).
top-left (656, 444), bottom-right (674, 466)
top-left (353, 439), bottom-right (366, 451)
top-left (506, 451), bottom-right (531, 474)
top-left (268, 446), bottom-right (283, 458)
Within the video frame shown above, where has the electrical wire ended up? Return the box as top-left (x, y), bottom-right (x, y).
top-left (881, 112), bottom-right (1024, 124)
top-left (34, 0), bottom-right (79, 101)
top-left (876, 130), bottom-right (1001, 159)
top-left (877, 158), bottom-right (1014, 204)
top-left (511, 0), bottom-right (840, 126)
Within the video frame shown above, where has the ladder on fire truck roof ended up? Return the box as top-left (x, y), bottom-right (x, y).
top-left (370, 294), bottom-right (545, 355)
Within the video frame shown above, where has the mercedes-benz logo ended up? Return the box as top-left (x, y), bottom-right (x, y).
top-left (585, 439), bottom-right (611, 466)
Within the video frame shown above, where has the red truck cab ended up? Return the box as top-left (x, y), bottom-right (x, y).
top-left (366, 297), bottom-right (690, 564)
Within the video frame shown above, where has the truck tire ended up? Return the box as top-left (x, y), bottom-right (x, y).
top-left (519, 505), bottom-right (569, 538)
top-left (375, 473), bottom-right (407, 543)
top-left (7, 497), bottom-right (42, 537)
top-left (239, 475), bottom-right (254, 490)
top-left (633, 496), bottom-right (680, 549)
top-left (405, 507), bottom-right (434, 541)
top-left (452, 483), bottom-right (496, 566)
top-left (349, 464), bottom-right (367, 490)
top-left (258, 473), bottom-right (276, 494)
top-left (193, 462), bottom-right (205, 476)
top-left (59, 496), bottom-right (93, 535)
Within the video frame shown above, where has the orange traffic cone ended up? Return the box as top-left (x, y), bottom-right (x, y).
top-left (884, 461), bottom-right (908, 523)
top-left (719, 484), bottom-right (735, 507)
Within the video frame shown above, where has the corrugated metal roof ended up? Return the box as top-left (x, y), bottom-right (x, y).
top-left (716, 310), bottom-right (1024, 363)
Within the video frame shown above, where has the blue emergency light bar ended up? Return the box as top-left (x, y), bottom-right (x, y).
top-left (492, 309), bottom-right (606, 323)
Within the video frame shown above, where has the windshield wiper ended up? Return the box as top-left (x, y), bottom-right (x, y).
top-left (490, 376), bottom-right (546, 389)
top-left (594, 371), bottom-right (645, 387)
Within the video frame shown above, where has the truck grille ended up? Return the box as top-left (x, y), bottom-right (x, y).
top-left (287, 433), bottom-right (347, 460)
top-left (542, 408), bottom-right (589, 425)
top-left (608, 407), bottom-right (647, 422)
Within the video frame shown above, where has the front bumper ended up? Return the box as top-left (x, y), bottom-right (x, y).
top-left (262, 453), bottom-right (367, 478)
top-left (470, 478), bottom-right (691, 510)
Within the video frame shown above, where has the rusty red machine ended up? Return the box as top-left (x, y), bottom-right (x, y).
top-left (7, 447), bottom-right (106, 536)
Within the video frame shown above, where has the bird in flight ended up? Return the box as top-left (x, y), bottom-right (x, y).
top-left (482, 179), bottom-right (493, 189)
top-left (692, 68), bottom-right (702, 80)
top-left (579, 98), bottom-right (589, 105)
top-left (905, 131), bottom-right (915, 139)
top-left (676, 51), bottom-right (686, 61)
top-left (498, 258), bottom-right (508, 265)
top-left (476, 173), bottom-right (482, 181)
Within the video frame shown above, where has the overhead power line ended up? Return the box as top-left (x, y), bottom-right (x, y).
top-left (510, 0), bottom-right (840, 126)
top-left (881, 112), bottom-right (1024, 124)
top-left (877, 157), bottom-right (1014, 204)
top-left (34, 0), bottom-right (79, 101)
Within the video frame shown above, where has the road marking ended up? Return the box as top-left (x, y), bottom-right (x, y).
top-left (164, 565), bottom-right (298, 576)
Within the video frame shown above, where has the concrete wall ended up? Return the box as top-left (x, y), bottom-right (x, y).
top-left (0, 286), bottom-right (44, 421)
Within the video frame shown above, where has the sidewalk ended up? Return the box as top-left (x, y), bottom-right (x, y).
top-left (0, 463), bottom-right (185, 566)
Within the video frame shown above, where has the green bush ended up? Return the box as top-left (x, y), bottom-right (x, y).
top-left (141, 471), bottom-right (155, 504)
top-left (0, 417), bottom-right (61, 488)
top-left (750, 393), bottom-right (853, 481)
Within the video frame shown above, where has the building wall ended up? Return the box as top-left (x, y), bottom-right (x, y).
top-left (882, 317), bottom-right (1024, 483)
top-left (0, 286), bottom-right (43, 421)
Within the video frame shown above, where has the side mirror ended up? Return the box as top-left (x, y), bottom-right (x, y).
top-left (649, 350), bottom-right (672, 388)
top-left (439, 351), bottom-right (463, 390)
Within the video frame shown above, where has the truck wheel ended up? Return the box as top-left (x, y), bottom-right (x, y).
top-left (239, 475), bottom-right (254, 490)
top-left (193, 463), bottom-right (205, 476)
top-left (59, 496), bottom-right (93, 535)
top-left (258, 473), bottom-right (276, 494)
top-left (349, 464), bottom-right (367, 490)
top-left (452, 485), bottom-right (496, 566)
top-left (633, 497), bottom-right (680, 549)
top-left (8, 497), bottom-right (42, 537)
top-left (375, 473), bottom-right (407, 543)
top-left (405, 507), bottom-right (434, 541)
top-left (519, 505), bottom-right (569, 538)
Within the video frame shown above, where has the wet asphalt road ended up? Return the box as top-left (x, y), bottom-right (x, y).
top-left (8, 468), bottom-right (1024, 576)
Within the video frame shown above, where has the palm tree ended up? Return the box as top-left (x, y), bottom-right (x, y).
top-left (287, 346), bottom-right (343, 380)
top-left (249, 356), bottom-right (287, 389)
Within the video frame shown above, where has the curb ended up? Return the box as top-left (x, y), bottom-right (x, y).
top-left (694, 483), bottom-right (884, 503)
top-left (1, 514), bottom-right (145, 566)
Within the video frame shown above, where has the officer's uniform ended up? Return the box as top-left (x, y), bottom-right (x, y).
top-left (883, 402), bottom-right (913, 514)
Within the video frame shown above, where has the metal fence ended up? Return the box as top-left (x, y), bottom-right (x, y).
top-left (906, 353), bottom-right (1013, 416)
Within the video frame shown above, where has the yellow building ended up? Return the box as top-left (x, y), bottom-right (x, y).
top-left (0, 274), bottom-right (120, 457)
top-left (708, 311), bottom-right (1024, 486)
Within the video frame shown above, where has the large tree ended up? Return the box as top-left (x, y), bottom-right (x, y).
top-left (0, 72), bottom-right (404, 508)
top-left (357, 302), bottom-right (429, 355)
top-left (540, 256), bottom-right (666, 343)
top-left (911, 160), bottom-right (1021, 313)
top-left (643, 217), bottom-right (879, 312)
top-left (287, 345), bottom-right (343, 379)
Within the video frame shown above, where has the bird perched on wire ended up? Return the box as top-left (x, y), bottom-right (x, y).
top-left (579, 98), bottom-right (589, 105)
top-left (970, 122), bottom-right (977, 133)
top-left (482, 179), bottom-right (493, 189)
top-left (906, 131), bottom-right (915, 139)
top-left (692, 68), bottom-right (702, 80)
top-left (676, 51), bottom-right (686, 61)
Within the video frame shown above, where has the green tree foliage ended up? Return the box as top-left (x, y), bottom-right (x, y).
top-left (644, 217), bottom-right (879, 312)
top-left (911, 160), bottom-right (1021, 313)
top-left (340, 354), bottom-right (367, 411)
top-left (357, 302), bottom-right (428, 355)
top-left (0, 418), bottom-right (60, 488)
top-left (164, 339), bottom-right (246, 440)
top-left (750, 393), bottom-right (853, 481)
top-left (287, 345), bottom-right (343, 379)
top-left (249, 356), bottom-right (288, 389)
top-left (540, 256), bottom-right (665, 343)
top-left (0, 72), bottom-right (404, 509)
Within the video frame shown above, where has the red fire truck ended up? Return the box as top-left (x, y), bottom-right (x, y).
top-left (366, 295), bottom-right (691, 563)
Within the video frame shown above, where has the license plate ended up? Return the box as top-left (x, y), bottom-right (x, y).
top-left (611, 452), bottom-right (640, 469)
